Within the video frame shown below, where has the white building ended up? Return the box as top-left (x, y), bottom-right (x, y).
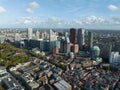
top-left (49, 29), bottom-right (58, 52)
top-left (14, 33), bottom-right (21, 41)
top-left (35, 30), bottom-right (40, 40)
top-left (109, 52), bottom-right (120, 63)
top-left (39, 31), bottom-right (49, 40)
top-left (49, 29), bottom-right (57, 41)
top-left (27, 28), bottom-right (33, 40)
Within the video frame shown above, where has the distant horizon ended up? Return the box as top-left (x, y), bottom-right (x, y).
top-left (0, 27), bottom-right (120, 31)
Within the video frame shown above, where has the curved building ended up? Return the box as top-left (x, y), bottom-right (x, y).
top-left (90, 46), bottom-right (100, 60)
top-left (69, 52), bottom-right (74, 59)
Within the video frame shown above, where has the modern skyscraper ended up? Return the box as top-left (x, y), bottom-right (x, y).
top-left (53, 40), bottom-right (59, 54)
top-left (35, 30), bottom-right (40, 40)
top-left (49, 29), bottom-right (57, 41)
top-left (77, 28), bottom-right (85, 49)
top-left (49, 29), bottom-right (58, 52)
top-left (27, 28), bottom-right (33, 40)
top-left (113, 42), bottom-right (120, 53)
top-left (64, 37), bottom-right (71, 54)
top-left (39, 31), bottom-right (49, 40)
top-left (60, 37), bottom-right (65, 53)
top-left (69, 28), bottom-right (77, 44)
top-left (109, 52), bottom-right (120, 63)
top-left (88, 31), bottom-right (93, 50)
top-left (100, 43), bottom-right (112, 60)
top-left (64, 32), bottom-right (68, 37)
top-left (60, 36), bottom-right (71, 54)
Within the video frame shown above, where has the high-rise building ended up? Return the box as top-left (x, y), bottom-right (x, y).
top-left (60, 36), bottom-right (71, 54)
top-left (53, 40), bottom-right (59, 54)
top-left (60, 37), bottom-right (65, 53)
top-left (64, 37), bottom-right (71, 54)
top-left (77, 28), bottom-right (85, 49)
top-left (49, 29), bottom-right (58, 52)
top-left (35, 30), bottom-right (40, 40)
top-left (64, 32), bottom-right (68, 37)
top-left (49, 29), bottom-right (57, 41)
top-left (100, 43), bottom-right (112, 60)
top-left (109, 52), bottom-right (120, 63)
top-left (88, 31), bottom-right (93, 50)
top-left (39, 31), bottom-right (49, 40)
top-left (25, 39), bottom-right (50, 51)
top-left (69, 28), bottom-right (77, 44)
top-left (113, 42), bottom-right (120, 53)
top-left (27, 28), bottom-right (33, 40)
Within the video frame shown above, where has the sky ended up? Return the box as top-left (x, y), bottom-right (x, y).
top-left (0, 0), bottom-right (120, 29)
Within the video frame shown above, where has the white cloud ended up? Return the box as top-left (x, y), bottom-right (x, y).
top-left (72, 20), bottom-right (83, 25)
top-left (41, 17), bottom-right (68, 28)
top-left (26, 8), bottom-right (33, 13)
top-left (26, 1), bottom-right (39, 14)
top-left (13, 15), bottom-right (120, 29)
top-left (29, 1), bottom-right (39, 8)
top-left (110, 16), bottom-right (120, 24)
top-left (22, 16), bottom-right (40, 20)
top-left (72, 15), bottom-right (105, 25)
top-left (108, 5), bottom-right (119, 11)
top-left (0, 6), bottom-right (6, 13)
top-left (24, 20), bottom-right (32, 24)
top-left (40, 16), bottom-right (106, 28)
top-left (48, 17), bottom-right (62, 22)
top-left (84, 15), bottom-right (105, 24)
top-left (15, 16), bottom-right (41, 26)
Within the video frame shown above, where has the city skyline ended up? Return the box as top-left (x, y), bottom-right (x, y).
top-left (0, 0), bottom-right (120, 29)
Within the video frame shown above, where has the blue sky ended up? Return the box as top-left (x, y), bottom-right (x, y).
top-left (0, 0), bottom-right (120, 29)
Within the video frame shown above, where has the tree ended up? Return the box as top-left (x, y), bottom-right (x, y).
top-left (0, 43), bottom-right (30, 67)
top-left (0, 85), bottom-right (4, 90)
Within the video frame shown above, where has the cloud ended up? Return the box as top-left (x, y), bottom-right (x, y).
top-left (46, 17), bottom-right (67, 27)
top-left (13, 15), bottom-right (120, 29)
top-left (48, 17), bottom-right (62, 22)
top-left (84, 15), bottom-right (105, 24)
top-left (15, 16), bottom-right (41, 26)
top-left (70, 16), bottom-right (105, 25)
top-left (108, 5), bottom-right (119, 11)
top-left (72, 20), bottom-right (83, 25)
top-left (110, 16), bottom-right (120, 24)
top-left (29, 1), bottom-right (39, 8)
top-left (23, 20), bottom-right (32, 24)
top-left (0, 6), bottom-right (6, 13)
top-left (40, 16), bottom-right (107, 28)
top-left (26, 1), bottom-right (39, 14)
top-left (26, 8), bottom-right (33, 13)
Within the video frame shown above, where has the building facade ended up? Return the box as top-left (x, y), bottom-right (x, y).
top-left (77, 28), bottom-right (85, 49)
top-left (109, 52), bottom-right (120, 63)
top-left (70, 28), bottom-right (77, 44)
top-left (27, 28), bottom-right (33, 40)
top-left (88, 31), bottom-right (93, 50)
